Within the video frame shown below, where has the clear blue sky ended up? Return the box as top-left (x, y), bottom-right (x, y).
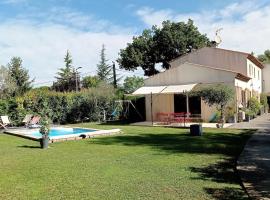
top-left (0, 0), bottom-right (241, 32)
top-left (0, 0), bottom-right (237, 25)
top-left (0, 0), bottom-right (269, 85)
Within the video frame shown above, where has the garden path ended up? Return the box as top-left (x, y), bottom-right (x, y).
top-left (236, 114), bottom-right (270, 199)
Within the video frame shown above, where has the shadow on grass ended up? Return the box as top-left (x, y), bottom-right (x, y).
top-left (190, 159), bottom-right (251, 199)
top-left (99, 121), bottom-right (130, 125)
top-left (18, 145), bottom-right (41, 149)
top-left (204, 187), bottom-right (250, 200)
top-left (190, 159), bottom-right (239, 184)
top-left (93, 128), bottom-right (254, 199)
top-left (93, 129), bottom-right (254, 156)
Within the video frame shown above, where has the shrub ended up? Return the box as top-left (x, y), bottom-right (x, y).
top-left (2, 83), bottom-right (116, 125)
top-left (194, 84), bottom-right (235, 127)
top-left (247, 97), bottom-right (261, 116)
top-left (0, 99), bottom-right (8, 116)
top-left (260, 93), bottom-right (269, 112)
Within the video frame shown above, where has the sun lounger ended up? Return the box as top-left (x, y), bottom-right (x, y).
top-left (0, 122), bottom-right (7, 129)
top-left (0, 116), bottom-right (11, 129)
top-left (28, 116), bottom-right (41, 128)
top-left (22, 114), bottom-right (33, 127)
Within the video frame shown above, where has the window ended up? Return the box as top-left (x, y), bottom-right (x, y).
top-left (254, 68), bottom-right (256, 78)
top-left (249, 64), bottom-right (252, 76)
top-left (258, 70), bottom-right (260, 80)
top-left (241, 90), bottom-right (246, 106)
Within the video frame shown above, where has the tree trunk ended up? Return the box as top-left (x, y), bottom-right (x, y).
top-left (220, 105), bottom-right (225, 128)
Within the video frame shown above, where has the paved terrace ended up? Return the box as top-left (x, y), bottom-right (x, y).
top-left (234, 114), bottom-right (270, 200)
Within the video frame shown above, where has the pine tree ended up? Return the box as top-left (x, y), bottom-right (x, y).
top-left (96, 44), bottom-right (112, 83)
top-left (7, 57), bottom-right (33, 96)
top-left (53, 50), bottom-right (76, 92)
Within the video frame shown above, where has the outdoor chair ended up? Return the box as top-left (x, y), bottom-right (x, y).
top-left (22, 114), bottom-right (33, 127)
top-left (0, 116), bottom-right (12, 129)
top-left (28, 116), bottom-right (41, 128)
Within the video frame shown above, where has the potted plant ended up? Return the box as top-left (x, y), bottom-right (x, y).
top-left (225, 105), bottom-right (237, 123)
top-left (244, 109), bottom-right (254, 122)
top-left (39, 117), bottom-right (51, 149)
top-left (247, 97), bottom-right (260, 119)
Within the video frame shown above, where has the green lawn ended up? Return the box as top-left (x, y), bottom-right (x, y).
top-left (0, 124), bottom-right (253, 200)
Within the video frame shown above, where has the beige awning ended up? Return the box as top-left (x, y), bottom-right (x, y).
top-left (132, 83), bottom-right (197, 95)
top-left (161, 83), bottom-right (197, 94)
top-left (132, 86), bottom-right (166, 95)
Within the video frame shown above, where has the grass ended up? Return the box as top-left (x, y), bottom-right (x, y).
top-left (0, 124), bottom-right (254, 200)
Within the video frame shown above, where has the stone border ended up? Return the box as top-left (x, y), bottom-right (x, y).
top-left (50, 128), bottom-right (122, 143)
top-left (3, 127), bottom-right (122, 143)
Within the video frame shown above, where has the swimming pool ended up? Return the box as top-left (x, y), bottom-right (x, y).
top-left (4, 127), bottom-right (121, 142)
top-left (30, 127), bottom-right (96, 137)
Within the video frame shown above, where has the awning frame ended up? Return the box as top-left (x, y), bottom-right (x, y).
top-left (132, 83), bottom-right (198, 95)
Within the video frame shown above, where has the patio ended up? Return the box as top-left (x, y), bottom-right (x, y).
top-left (131, 121), bottom-right (233, 128)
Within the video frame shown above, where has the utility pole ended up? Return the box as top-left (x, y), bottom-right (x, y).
top-left (112, 61), bottom-right (117, 88)
top-left (75, 67), bottom-right (82, 92)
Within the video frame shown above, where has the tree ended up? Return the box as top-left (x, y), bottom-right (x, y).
top-left (7, 57), bottom-right (33, 96)
top-left (97, 44), bottom-right (113, 83)
top-left (53, 51), bottom-right (77, 92)
top-left (194, 84), bottom-right (234, 128)
top-left (0, 66), bottom-right (16, 98)
top-left (81, 75), bottom-right (100, 88)
top-left (123, 76), bottom-right (144, 94)
top-left (258, 50), bottom-right (270, 63)
top-left (118, 20), bottom-right (210, 76)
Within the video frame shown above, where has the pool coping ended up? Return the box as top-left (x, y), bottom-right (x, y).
top-left (3, 126), bottom-right (122, 143)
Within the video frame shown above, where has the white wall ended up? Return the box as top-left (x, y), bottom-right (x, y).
top-left (144, 63), bottom-right (237, 122)
top-left (263, 64), bottom-right (270, 94)
top-left (246, 59), bottom-right (262, 93)
top-left (145, 63), bottom-right (236, 86)
top-left (170, 47), bottom-right (248, 75)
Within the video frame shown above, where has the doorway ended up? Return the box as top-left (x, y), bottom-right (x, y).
top-left (174, 94), bottom-right (201, 114)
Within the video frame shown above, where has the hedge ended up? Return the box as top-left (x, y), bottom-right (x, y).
top-left (0, 84), bottom-right (117, 125)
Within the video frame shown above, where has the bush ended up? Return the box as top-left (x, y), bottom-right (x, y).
top-left (260, 93), bottom-right (269, 112)
top-left (2, 84), bottom-right (116, 125)
top-left (194, 84), bottom-right (234, 127)
top-left (247, 97), bottom-right (261, 116)
top-left (0, 99), bottom-right (8, 116)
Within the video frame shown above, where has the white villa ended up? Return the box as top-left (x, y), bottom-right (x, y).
top-left (133, 47), bottom-right (264, 123)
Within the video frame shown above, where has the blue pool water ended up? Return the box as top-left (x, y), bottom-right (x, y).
top-left (31, 128), bottom-right (95, 137)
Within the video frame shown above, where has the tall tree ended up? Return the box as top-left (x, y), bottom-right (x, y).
top-left (53, 51), bottom-right (77, 92)
top-left (118, 20), bottom-right (210, 76)
top-left (97, 44), bottom-right (112, 82)
top-left (258, 50), bottom-right (270, 63)
top-left (0, 66), bottom-right (16, 98)
top-left (7, 57), bottom-right (33, 96)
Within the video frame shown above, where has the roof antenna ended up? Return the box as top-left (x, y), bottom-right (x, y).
top-left (214, 28), bottom-right (223, 47)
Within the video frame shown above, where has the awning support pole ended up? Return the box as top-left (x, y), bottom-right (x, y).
top-left (184, 92), bottom-right (189, 127)
top-left (151, 92), bottom-right (153, 126)
top-left (186, 92), bottom-right (190, 121)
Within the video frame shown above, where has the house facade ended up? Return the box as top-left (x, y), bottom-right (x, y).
top-left (263, 64), bottom-right (270, 94)
top-left (262, 64), bottom-right (270, 110)
top-left (133, 47), bottom-right (264, 122)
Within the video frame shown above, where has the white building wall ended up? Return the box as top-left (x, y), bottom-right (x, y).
top-left (246, 60), bottom-right (263, 93)
top-left (263, 64), bottom-right (270, 94)
top-left (145, 63), bottom-right (236, 86)
top-left (144, 63), bottom-right (237, 122)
